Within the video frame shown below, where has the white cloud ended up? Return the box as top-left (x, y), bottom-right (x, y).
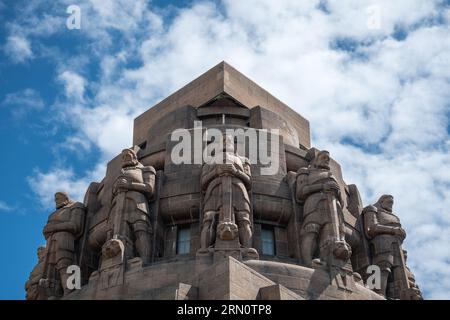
top-left (68, 104), bottom-right (135, 160)
top-left (5, 0), bottom-right (66, 39)
top-left (2, 88), bottom-right (44, 106)
top-left (23, 0), bottom-right (450, 298)
top-left (89, 0), bottom-right (147, 31)
top-left (57, 71), bottom-right (86, 101)
top-left (28, 164), bottom-right (105, 210)
top-left (62, 136), bottom-right (92, 155)
top-left (0, 200), bottom-right (14, 212)
top-left (3, 35), bottom-right (33, 63)
top-left (1, 88), bottom-right (45, 118)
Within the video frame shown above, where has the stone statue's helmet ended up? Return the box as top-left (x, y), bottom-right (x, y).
top-left (54, 191), bottom-right (70, 209)
top-left (311, 150), bottom-right (331, 170)
top-left (121, 148), bottom-right (139, 168)
top-left (375, 194), bottom-right (394, 212)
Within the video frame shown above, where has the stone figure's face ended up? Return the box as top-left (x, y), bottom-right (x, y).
top-left (381, 196), bottom-right (394, 212)
top-left (223, 135), bottom-right (234, 153)
top-left (37, 247), bottom-right (46, 262)
top-left (103, 240), bottom-right (122, 258)
top-left (403, 250), bottom-right (408, 261)
top-left (121, 149), bottom-right (138, 168)
top-left (55, 192), bottom-right (69, 209)
top-left (315, 151), bottom-right (331, 170)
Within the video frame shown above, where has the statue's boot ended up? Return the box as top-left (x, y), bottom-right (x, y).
top-left (300, 232), bottom-right (318, 268)
top-left (135, 230), bottom-right (151, 265)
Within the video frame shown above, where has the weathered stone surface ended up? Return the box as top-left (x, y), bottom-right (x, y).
top-left (133, 62), bottom-right (310, 149)
top-left (258, 284), bottom-right (304, 300)
top-left (175, 283), bottom-right (198, 300)
top-left (245, 260), bottom-right (382, 300)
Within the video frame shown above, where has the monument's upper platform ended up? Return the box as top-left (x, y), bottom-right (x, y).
top-left (133, 61), bottom-right (311, 149)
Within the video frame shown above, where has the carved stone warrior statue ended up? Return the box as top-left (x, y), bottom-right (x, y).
top-left (295, 150), bottom-right (351, 267)
top-left (403, 250), bottom-right (423, 300)
top-left (41, 192), bottom-right (85, 297)
top-left (363, 195), bottom-right (406, 297)
top-left (25, 246), bottom-right (46, 300)
top-left (107, 148), bottom-right (156, 264)
top-left (199, 135), bottom-right (256, 256)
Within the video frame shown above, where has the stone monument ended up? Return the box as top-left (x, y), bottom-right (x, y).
top-left (26, 61), bottom-right (422, 300)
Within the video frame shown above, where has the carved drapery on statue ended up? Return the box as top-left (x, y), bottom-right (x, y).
top-left (198, 135), bottom-right (258, 260)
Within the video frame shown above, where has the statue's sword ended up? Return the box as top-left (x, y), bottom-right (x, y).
top-left (41, 234), bottom-right (54, 281)
top-left (326, 192), bottom-right (342, 242)
top-left (219, 153), bottom-right (235, 241)
top-left (38, 233), bottom-right (55, 298)
top-left (326, 189), bottom-right (351, 263)
top-left (112, 190), bottom-right (127, 238)
top-left (396, 242), bottom-right (411, 299)
top-left (221, 174), bottom-right (233, 225)
top-left (110, 173), bottom-right (128, 240)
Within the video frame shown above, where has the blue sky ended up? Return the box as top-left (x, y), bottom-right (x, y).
top-left (1, 0), bottom-right (450, 299)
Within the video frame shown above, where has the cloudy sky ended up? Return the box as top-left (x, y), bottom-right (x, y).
top-left (0, 0), bottom-right (449, 299)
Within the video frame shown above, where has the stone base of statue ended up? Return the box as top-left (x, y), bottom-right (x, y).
top-left (197, 242), bottom-right (259, 263)
top-left (314, 238), bottom-right (357, 292)
top-left (212, 241), bottom-right (259, 262)
top-left (64, 255), bottom-right (383, 300)
top-left (37, 278), bottom-right (62, 300)
top-left (196, 219), bottom-right (260, 263)
top-left (88, 236), bottom-right (134, 291)
top-left (213, 237), bottom-right (242, 262)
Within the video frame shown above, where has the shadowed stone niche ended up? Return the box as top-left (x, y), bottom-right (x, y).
top-left (26, 61), bottom-right (422, 300)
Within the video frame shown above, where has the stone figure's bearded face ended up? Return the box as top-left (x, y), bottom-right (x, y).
top-left (121, 149), bottom-right (138, 168)
top-left (380, 196), bottom-right (394, 212)
top-left (54, 192), bottom-right (70, 209)
top-left (314, 151), bottom-right (331, 170)
top-left (102, 239), bottom-right (123, 259)
top-left (37, 247), bottom-right (46, 262)
top-left (222, 135), bottom-right (234, 153)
